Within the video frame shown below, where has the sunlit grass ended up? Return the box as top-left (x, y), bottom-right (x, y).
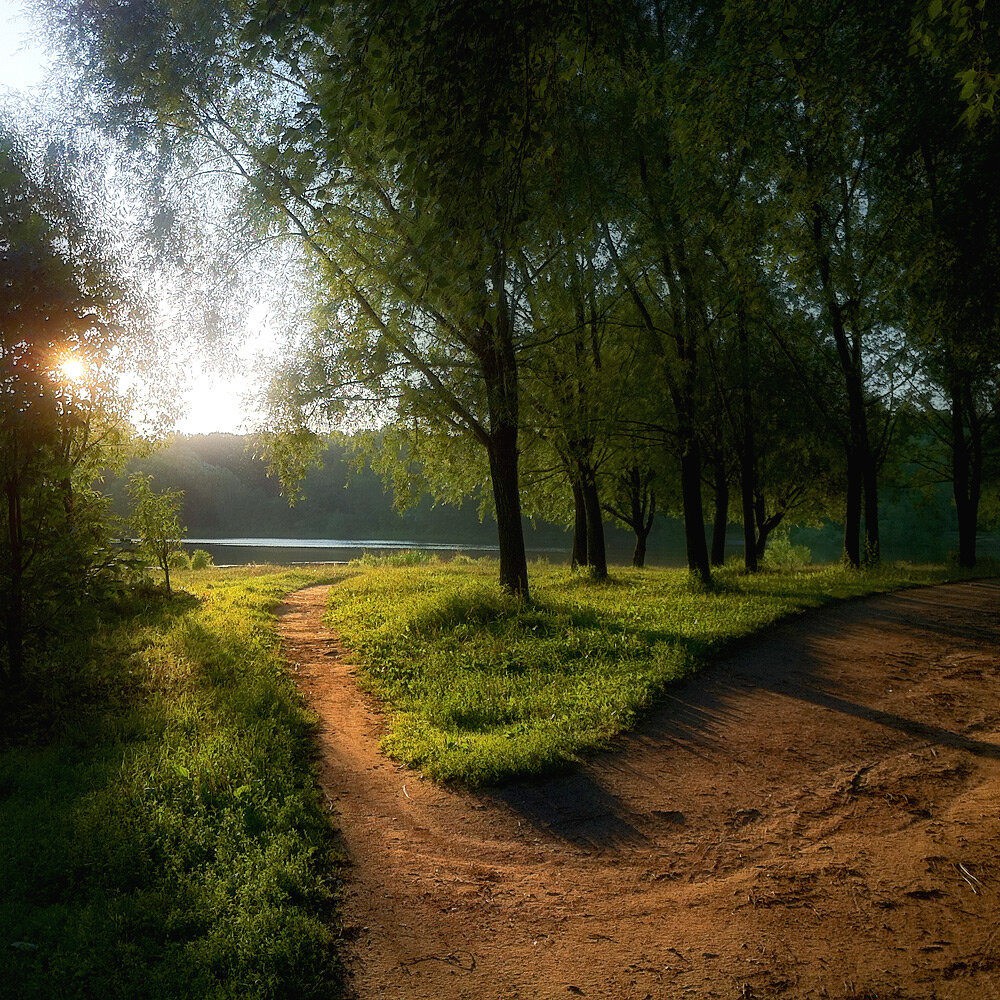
top-left (1, 565), bottom-right (349, 1000)
top-left (324, 559), bottom-right (962, 786)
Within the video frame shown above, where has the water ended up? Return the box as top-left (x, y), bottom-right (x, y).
top-left (183, 536), bottom-right (566, 566)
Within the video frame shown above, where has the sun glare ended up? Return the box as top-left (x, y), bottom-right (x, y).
top-left (60, 357), bottom-right (87, 381)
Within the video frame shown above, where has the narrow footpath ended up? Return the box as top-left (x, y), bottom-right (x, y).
top-left (280, 579), bottom-right (1000, 1000)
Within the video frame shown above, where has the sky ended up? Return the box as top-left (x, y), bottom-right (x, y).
top-left (0, 0), bottom-right (268, 436)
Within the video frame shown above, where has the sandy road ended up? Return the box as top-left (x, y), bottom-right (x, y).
top-left (280, 579), bottom-right (1000, 1000)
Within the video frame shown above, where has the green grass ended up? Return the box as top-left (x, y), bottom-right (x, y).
top-left (0, 565), bottom-right (349, 1000)
top-left (2, 555), bottom-right (986, 996)
top-left (324, 559), bottom-right (968, 786)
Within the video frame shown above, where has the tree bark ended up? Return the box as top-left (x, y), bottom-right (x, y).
top-left (4, 478), bottom-right (25, 686)
top-left (711, 459), bottom-right (729, 567)
top-left (580, 468), bottom-right (607, 579)
top-left (570, 479), bottom-right (588, 569)
top-left (633, 499), bottom-right (655, 569)
top-left (950, 377), bottom-right (981, 568)
top-left (754, 504), bottom-right (785, 561)
top-left (842, 445), bottom-right (862, 568)
top-left (680, 434), bottom-right (711, 584)
top-left (812, 206), bottom-right (879, 569)
top-left (480, 257), bottom-right (529, 598)
top-left (487, 429), bottom-right (529, 598)
top-left (737, 306), bottom-right (758, 573)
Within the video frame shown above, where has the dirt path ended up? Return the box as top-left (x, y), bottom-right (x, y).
top-left (280, 579), bottom-right (1000, 1000)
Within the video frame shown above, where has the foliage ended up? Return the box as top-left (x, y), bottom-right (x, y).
top-left (324, 560), bottom-right (959, 786)
top-left (38, 0), bottom-right (1000, 585)
top-left (0, 567), bottom-right (346, 1000)
top-left (127, 474), bottom-right (185, 594)
top-left (0, 122), bottom-right (136, 686)
top-left (761, 529), bottom-right (813, 570)
top-left (190, 548), bottom-right (214, 569)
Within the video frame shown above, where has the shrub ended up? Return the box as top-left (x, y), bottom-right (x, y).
top-left (190, 549), bottom-right (214, 569)
top-left (762, 530), bottom-right (812, 569)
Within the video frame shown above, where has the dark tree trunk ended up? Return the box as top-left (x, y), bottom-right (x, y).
top-left (604, 465), bottom-right (655, 569)
top-left (838, 350), bottom-right (873, 568)
top-left (754, 506), bottom-right (785, 561)
top-left (950, 378), bottom-right (982, 568)
top-left (631, 534), bottom-right (646, 568)
top-left (487, 429), bottom-right (529, 598)
top-left (4, 479), bottom-right (24, 686)
top-left (570, 479), bottom-right (588, 569)
top-left (680, 434), bottom-right (711, 584)
top-left (581, 469), bottom-right (607, 580)
top-left (633, 498), bottom-right (655, 569)
top-left (740, 454), bottom-right (757, 572)
top-left (711, 460), bottom-right (729, 567)
top-left (480, 260), bottom-right (529, 598)
top-left (813, 207), bottom-right (879, 569)
top-left (861, 442), bottom-right (880, 566)
top-left (842, 445), bottom-right (862, 568)
top-left (737, 307), bottom-right (758, 573)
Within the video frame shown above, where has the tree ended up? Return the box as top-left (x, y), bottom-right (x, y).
top-left (45, 0), bottom-right (595, 598)
top-left (128, 474), bottom-right (185, 594)
top-left (1, 123), bottom-right (134, 686)
top-left (869, 12), bottom-right (1000, 568)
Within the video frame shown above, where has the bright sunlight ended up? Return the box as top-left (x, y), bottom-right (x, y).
top-left (59, 356), bottom-right (86, 381)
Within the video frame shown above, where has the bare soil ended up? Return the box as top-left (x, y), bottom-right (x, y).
top-left (279, 579), bottom-right (1000, 1000)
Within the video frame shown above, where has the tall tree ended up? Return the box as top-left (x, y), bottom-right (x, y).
top-left (46, 0), bottom-right (592, 597)
top-left (0, 124), bottom-right (133, 685)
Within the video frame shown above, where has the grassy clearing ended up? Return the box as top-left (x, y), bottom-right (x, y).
top-left (0, 565), bottom-right (348, 1000)
top-left (324, 559), bottom-right (965, 786)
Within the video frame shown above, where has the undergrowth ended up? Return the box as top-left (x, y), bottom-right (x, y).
top-left (0, 565), bottom-right (348, 1000)
top-left (324, 560), bottom-right (965, 786)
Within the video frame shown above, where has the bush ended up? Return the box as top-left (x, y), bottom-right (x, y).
top-left (762, 530), bottom-right (812, 569)
top-left (167, 550), bottom-right (191, 570)
top-left (190, 549), bottom-right (214, 569)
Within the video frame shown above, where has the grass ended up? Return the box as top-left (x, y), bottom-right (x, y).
top-left (0, 565), bottom-right (349, 1000)
top-left (1, 554), bottom-right (987, 995)
top-left (323, 558), bottom-right (971, 786)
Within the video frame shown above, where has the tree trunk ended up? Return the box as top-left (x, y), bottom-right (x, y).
top-left (951, 378), bottom-right (981, 568)
top-left (812, 208), bottom-right (878, 569)
top-left (570, 479), bottom-right (588, 569)
top-left (842, 445), bottom-right (862, 568)
top-left (4, 478), bottom-right (25, 686)
top-left (737, 307), bottom-right (758, 573)
top-left (754, 506), bottom-right (785, 561)
top-left (680, 434), bottom-right (711, 584)
top-left (711, 460), bottom-right (729, 567)
top-left (861, 444), bottom-right (880, 566)
top-left (633, 499), bottom-right (655, 569)
top-left (487, 430), bottom-right (529, 598)
top-left (632, 532), bottom-right (647, 569)
top-left (580, 469), bottom-right (607, 580)
top-left (481, 260), bottom-right (530, 598)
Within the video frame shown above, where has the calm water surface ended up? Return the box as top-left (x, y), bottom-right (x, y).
top-left (184, 536), bottom-right (568, 566)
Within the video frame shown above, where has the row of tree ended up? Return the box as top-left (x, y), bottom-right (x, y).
top-left (39, 0), bottom-right (1000, 597)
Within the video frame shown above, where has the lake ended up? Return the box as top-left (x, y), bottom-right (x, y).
top-left (184, 536), bottom-right (568, 566)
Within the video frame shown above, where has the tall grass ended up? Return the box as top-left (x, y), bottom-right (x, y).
top-left (324, 560), bottom-right (962, 786)
top-left (0, 566), bottom-right (347, 1000)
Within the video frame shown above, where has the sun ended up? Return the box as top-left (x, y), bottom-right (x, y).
top-left (60, 357), bottom-right (87, 382)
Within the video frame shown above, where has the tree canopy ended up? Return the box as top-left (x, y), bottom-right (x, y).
top-left (35, 0), bottom-right (1000, 590)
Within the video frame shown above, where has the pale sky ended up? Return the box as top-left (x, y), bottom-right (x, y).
top-left (0, 0), bottom-right (268, 436)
